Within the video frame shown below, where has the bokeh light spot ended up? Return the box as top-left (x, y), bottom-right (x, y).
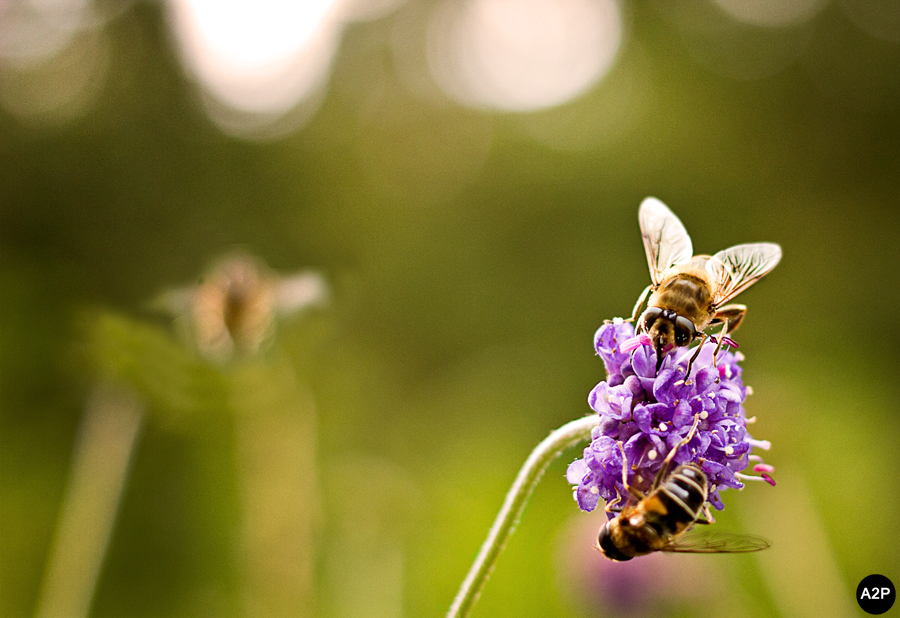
top-left (712, 0), bottom-right (828, 28)
top-left (168, 0), bottom-right (344, 136)
top-left (426, 0), bottom-right (623, 112)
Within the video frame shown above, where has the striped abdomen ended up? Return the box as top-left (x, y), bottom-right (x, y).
top-left (651, 463), bottom-right (708, 537)
top-left (598, 463), bottom-right (708, 561)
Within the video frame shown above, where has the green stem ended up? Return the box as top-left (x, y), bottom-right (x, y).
top-left (446, 414), bottom-right (599, 618)
top-left (35, 383), bottom-right (144, 618)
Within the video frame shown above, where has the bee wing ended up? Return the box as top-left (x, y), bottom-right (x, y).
top-left (661, 531), bottom-right (771, 554)
top-left (274, 270), bottom-right (329, 315)
top-left (639, 197), bottom-right (694, 286)
top-left (147, 285), bottom-right (197, 317)
top-left (706, 243), bottom-right (782, 306)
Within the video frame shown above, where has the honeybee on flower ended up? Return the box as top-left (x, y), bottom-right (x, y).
top-left (629, 198), bottom-right (781, 373)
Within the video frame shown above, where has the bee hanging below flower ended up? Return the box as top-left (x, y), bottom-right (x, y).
top-left (596, 416), bottom-right (771, 561)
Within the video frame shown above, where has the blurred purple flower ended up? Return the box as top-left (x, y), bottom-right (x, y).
top-left (554, 514), bottom-right (721, 618)
top-left (567, 320), bottom-right (773, 515)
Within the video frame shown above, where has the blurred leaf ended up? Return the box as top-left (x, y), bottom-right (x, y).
top-left (79, 311), bottom-right (229, 430)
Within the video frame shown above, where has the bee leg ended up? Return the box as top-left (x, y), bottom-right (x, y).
top-left (603, 487), bottom-right (624, 512)
top-left (651, 414), bottom-right (701, 490)
top-left (617, 441), bottom-right (644, 501)
top-left (677, 333), bottom-right (709, 386)
top-left (711, 304), bottom-right (746, 362)
top-left (604, 284), bottom-right (651, 326)
top-left (707, 305), bottom-right (745, 374)
top-left (712, 303), bottom-right (747, 334)
top-left (694, 504), bottom-right (715, 525)
top-left (630, 285), bottom-right (652, 326)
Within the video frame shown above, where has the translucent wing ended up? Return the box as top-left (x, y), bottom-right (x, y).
top-left (274, 270), bottom-right (329, 315)
top-left (706, 243), bottom-right (782, 306)
top-left (661, 531), bottom-right (771, 554)
top-left (638, 197), bottom-right (694, 286)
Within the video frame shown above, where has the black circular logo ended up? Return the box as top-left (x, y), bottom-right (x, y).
top-left (857, 574), bottom-right (895, 615)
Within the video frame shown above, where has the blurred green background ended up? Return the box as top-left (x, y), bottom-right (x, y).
top-left (2, 0), bottom-right (899, 617)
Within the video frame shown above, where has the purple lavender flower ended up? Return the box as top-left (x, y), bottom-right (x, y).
top-left (567, 320), bottom-right (774, 516)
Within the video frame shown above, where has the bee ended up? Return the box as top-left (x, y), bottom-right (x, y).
top-left (153, 253), bottom-right (328, 362)
top-left (631, 197), bottom-right (782, 372)
top-left (597, 420), bottom-right (771, 561)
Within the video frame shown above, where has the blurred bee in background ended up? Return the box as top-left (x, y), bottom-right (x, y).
top-left (154, 252), bottom-right (328, 361)
top-left (597, 419), bottom-right (771, 561)
top-left (631, 197), bottom-right (782, 373)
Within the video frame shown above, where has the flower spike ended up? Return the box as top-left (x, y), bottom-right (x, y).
top-left (570, 321), bottom-right (774, 514)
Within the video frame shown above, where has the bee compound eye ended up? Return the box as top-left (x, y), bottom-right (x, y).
top-left (598, 521), bottom-right (632, 562)
top-left (641, 307), bottom-right (662, 331)
top-left (674, 316), bottom-right (696, 346)
top-left (598, 523), bottom-right (610, 547)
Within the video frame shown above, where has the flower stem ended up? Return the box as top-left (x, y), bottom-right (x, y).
top-left (35, 383), bottom-right (143, 618)
top-left (446, 414), bottom-right (599, 618)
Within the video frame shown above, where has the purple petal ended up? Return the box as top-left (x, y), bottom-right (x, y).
top-left (566, 459), bottom-right (589, 485)
top-left (576, 482), bottom-right (601, 512)
top-left (631, 345), bottom-right (656, 378)
top-left (633, 403), bottom-right (653, 433)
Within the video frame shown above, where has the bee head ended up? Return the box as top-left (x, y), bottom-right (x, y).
top-left (597, 519), bottom-right (632, 562)
top-left (640, 308), bottom-right (697, 372)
